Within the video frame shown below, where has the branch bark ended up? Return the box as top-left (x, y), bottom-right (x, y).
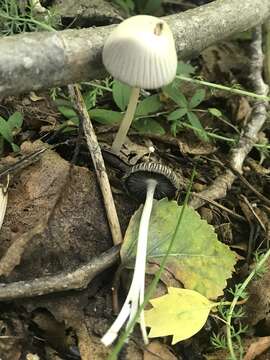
top-left (0, 0), bottom-right (270, 98)
top-left (0, 245), bottom-right (120, 301)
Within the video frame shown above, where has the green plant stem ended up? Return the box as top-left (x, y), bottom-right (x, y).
top-left (107, 169), bottom-right (196, 360)
top-left (182, 123), bottom-right (270, 150)
top-left (226, 248), bottom-right (270, 360)
top-left (182, 123), bottom-right (236, 143)
top-left (176, 75), bottom-right (270, 101)
top-left (0, 10), bottom-right (55, 32)
top-left (82, 82), bottom-right (113, 92)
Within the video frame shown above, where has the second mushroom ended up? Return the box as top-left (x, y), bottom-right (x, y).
top-left (101, 163), bottom-right (179, 346)
top-left (102, 15), bottom-right (177, 154)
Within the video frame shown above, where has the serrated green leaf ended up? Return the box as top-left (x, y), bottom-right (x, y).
top-left (145, 288), bottom-right (217, 344)
top-left (208, 108), bottom-right (223, 118)
top-left (69, 117), bottom-right (80, 126)
top-left (189, 89), bottom-right (206, 109)
top-left (121, 199), bottom-right (236, 298)
top-left (133, 118), bottom-right (165, 135)
top-left (112, 80), bottom-right (132, 111)
top-left (114, 0), bottom-right (134, 13)
top-left (136, 95), bottom-right (162, 116)
top-left (7, 112), bottom-right (23, 129)
top-left (58, 106), bottom-right (77, 119)
top-left (54, 98), bottom-right (73, 107)
top-left (167, 108), bottom-right (188, 121)
top-left (0, 117), bottom-right (13, 143)
top-left (89, 109), bottom-right (122, 125)
top-left (177, 61), bottom-right (195, 77)
top-left (163, 84), bottom-right (188, 107)
top-left (187, 112), bottom-right (209, 142)
top-left (142, 0), bottom-right (162, 14)
top-left (11, 142), bottom-right (20, 152)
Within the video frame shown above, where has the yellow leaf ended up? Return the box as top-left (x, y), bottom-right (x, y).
top-left (145, 287), bottom-right (217, 344)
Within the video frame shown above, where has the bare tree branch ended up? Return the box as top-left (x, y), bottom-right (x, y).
top-left (0, 0), bottom-right (270, 98)
top-left (0, 245), bottom-right (120, 301)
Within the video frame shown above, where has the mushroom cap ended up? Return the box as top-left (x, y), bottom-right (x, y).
top-left (102, 15), bottom-right (177, 89)
top-left (123, 162), bottom-right (179, 201)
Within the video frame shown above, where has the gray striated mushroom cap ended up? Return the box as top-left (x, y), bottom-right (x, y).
top-left (123, 162), bottom-right (179, 201)
top-left (102, 15), bottom-right (177, 89)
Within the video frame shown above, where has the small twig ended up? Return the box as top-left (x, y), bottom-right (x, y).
top-left (239, 199), bottom-right (259, 262)
top-left (0, 246), bottom-right (120, 301)
top-left (240, 195), bottom-right (266, 231)
top-left (189, 26), bottom-right (269, 210)
top-left (231, 167), bottom-right (270, 207)
top-left (191, 192), bottom-right (246, 222)
top-left (68, 84), bottom-right (122, 246)
top-left (0, 147), bottom-right (48, 180)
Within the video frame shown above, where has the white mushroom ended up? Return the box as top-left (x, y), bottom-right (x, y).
top-left (101, 163), bottom-right (178, 346)
top-left (102, 15), bottom-right (177, 153)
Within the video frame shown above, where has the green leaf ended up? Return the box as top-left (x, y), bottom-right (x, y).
top-left (189, 89), bottom-right (206, 109)
top-left (121, 198), bottom-right (236, 299)
top-left (167, 108), bottom-right (188, 121)
top-left (163, 84), bottom-right (188, 107)
top-left (0, 138), bottom-right (4, 155)
top-left (83, 90), bottom-right (97, 110)
top-left (0, 117), bottom-right (13, 143)
top-left (187, 112), bottom-right (209, 142)
top-left (133, 118), bottom-right (165, 135)
top-left (136, 95), bottom-right (162, 116)
top-left (69, 117), bottom-right (80, 126)
top-left (89, 109), bottom-right (122, 125)
top-left (58, 106), bottom-right (77, 119)
top-left (145, 288), bottom-right (217, 344)
top-left (7, 112), bottom-right (23, 129)
top-left (177, 61), bottom-right (195, 77)
top-left (113, 0), bottom-right (134, 14)
top-left (112, 80), bottom-right (132, 111)
top-left (11, 142), bottom-right (20, 152)
top-left (142, 0), bottom-right (162, 14)
top-left (54, 98), bottom-right (73, 107)
top-left (208, 108), bottom-right (223, 118)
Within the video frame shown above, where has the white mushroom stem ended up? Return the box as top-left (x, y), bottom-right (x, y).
top-left (101, 179), bottom-right (157, 346)
top-left (0, 176), bottom-right (9, 231)
top-left (111, 87), bottom-right (140, 154)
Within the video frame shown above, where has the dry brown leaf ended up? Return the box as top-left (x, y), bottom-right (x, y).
top-left (244, 257), bottom-right (270, 328)
top-left (26, 354), bottom-right (40, 360)
top-left (144, 341), bottom-right (178, 360)
top-left (201, 42), bottom-right (249, 84)
top-left (243, 337), bottom-right (270, 360)
top-left (75, 321), bottom-right (110, 360)
top-left (177, 135), bottom-right (216, 155)
top-left (0, 141), bottom-right (114, 283)
top-left (234, 97), bottom-right (251, 124)
top-left (121, 138), bottom-right (155, 165)
top-left (0, 221), bottom-right (47, 277)
top-left (0, 319), bottom-right (24, 360)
